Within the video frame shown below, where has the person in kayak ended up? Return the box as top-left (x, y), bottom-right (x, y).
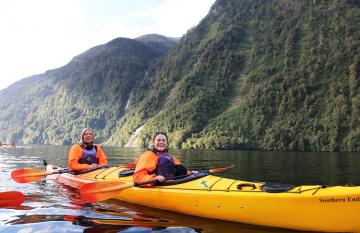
top-left (133, 131), bottom-right (190, 186)
top-left (68, 128), bottom-right (108, 171)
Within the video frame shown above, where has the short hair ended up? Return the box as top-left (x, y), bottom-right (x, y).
top-left (152, 131), bottom-right (168, 142)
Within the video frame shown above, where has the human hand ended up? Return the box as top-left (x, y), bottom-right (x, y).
top-left (90, 164), bottom-right (98, 169)
top-left (155, 175), bottom-right (165, 182)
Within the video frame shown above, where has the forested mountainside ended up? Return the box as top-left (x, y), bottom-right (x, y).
top-left (0, 1), bottom-right (359, 151)
top-left (0, 34), bottom-right (177, 144)
top-left (110, 0), bottom-right (360, 151)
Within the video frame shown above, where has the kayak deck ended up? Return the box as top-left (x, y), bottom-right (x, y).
top-left (53, 166), bottom-right (360, 232)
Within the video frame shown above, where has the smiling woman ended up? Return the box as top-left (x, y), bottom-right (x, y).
top-left (68, 128), bottom-right (108, 171)
top-left (133, 131), bottom-right (191, 185)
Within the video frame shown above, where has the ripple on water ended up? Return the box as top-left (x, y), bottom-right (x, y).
top-left (2, 145), bottom-right (360, 233)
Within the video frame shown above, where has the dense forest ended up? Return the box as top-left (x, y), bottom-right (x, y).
top-left (0, 35), bottom-right (178, 144)
top-left (0, 0), bottom-right (359, 151)
top-left (111, 0), bottom-right (360, 151)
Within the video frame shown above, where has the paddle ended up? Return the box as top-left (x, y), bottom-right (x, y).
top-left (11, 168), bottom-right (70, 183)
top-left (11, 163), bottom-right (136, 183)
top-left (119, 164), bottom-right (235, 177)
top-left (0, 191), bottom-right (25, 207)
top-left (119, 163), bottom-right (136, 169)
top-left (80, 165), bottom-right (234, 202)
top-left (205, 165), bottom-right (234, 173)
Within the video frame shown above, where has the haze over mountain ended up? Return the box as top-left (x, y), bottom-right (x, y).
top-left (0, 0), bottom-right (359, 152)
top-left (0, 34), bottom-right (177, 144)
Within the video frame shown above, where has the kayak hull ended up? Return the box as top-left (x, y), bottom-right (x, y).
top-left (55, 166), bottom-right (360, 232)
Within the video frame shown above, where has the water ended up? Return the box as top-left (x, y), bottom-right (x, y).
top-left (1, 145), bottom-right (360, 233)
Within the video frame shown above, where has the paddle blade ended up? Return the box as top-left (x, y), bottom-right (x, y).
top-left (0, 191), bottom-right (25, 207)
top-left (207, 165), bottom-right (234, 173)
top-left (119, 163), bottom-right (136, 169)
top-left (11, 168), bottom-right (48, 183)
top-left (80, 181), bottom-right (135, 202)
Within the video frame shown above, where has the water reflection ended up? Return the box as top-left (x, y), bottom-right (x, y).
top-left (1, 145), bottom-right (359, 233)
top-left (177, 149), bottom-right (360, 185)
top-left (3, 201), bottom-right (300, 233)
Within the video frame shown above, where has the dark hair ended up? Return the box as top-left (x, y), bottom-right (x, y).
top-left (152, 131), bottom-right (168, 142)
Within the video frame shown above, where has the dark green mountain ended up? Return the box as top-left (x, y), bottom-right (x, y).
top-left (0, 35), bottom-right (177, 144)
top-left (135, 34), bottom-right (179, 54)
top-left (110, 0), bottom-right (360, 151)
top-left (0, 1), bottom-right (359, 152)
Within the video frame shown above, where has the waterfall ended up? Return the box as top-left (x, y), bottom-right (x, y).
top-left (124, 71), bottom-right (147, 112)
top-left (124, 92), bottom-right (132, 111)
top-left (125, 125), bottom-right (144, 147)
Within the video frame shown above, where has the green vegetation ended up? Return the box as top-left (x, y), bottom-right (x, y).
top-left (0, 35), bottom-right (176, 144)
top-left (0, 1), bottom-right (359, 152)
top-left (111, 0), bottom-right (360, 151)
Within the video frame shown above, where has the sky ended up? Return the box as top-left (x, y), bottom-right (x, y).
top-left (0, 0), bottom-right (216, 91)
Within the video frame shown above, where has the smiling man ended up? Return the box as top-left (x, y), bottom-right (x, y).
top-left (68, 128), bottom-right (108, 171)
top-left (133, 132), bottom-right (189, 186)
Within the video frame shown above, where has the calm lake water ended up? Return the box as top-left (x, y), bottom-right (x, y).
top-left (1, 145), bottom-right (360, 233)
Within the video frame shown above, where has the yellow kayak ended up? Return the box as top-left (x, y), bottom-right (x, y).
top-left (54, 166), bottom-right (360, 232)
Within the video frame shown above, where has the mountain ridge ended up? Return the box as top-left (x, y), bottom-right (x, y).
top-left (0, 1), bottom-right (359, 152)
top-left (109, 0), bottom-right (360, 151)
top-left (0, 34), bottom-right (177, 144)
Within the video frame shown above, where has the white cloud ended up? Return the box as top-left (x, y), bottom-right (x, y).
top-left (0, 0), bottom-right (87, 89)
top-left (131, 0), bottom-right (215, 37)
top-left (0, 0), bottom-right (216, 91)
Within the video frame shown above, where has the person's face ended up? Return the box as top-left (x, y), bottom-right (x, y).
top-left (154, 134), bottom-right (168, 151)
top-left (83, 130), bottom-right (94, 144)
